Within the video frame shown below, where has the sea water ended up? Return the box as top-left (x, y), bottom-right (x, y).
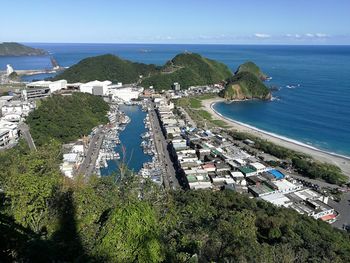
top-left (1, 44), bottom-right (349, 156)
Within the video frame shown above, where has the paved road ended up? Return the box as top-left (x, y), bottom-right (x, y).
top-left (329, 192), bottom-right (350, 229)
top-left (18, 122), bottom-right (36, 151)
top-left (77, 128), bottom-right (104, 177)
top-left (149, 103), bottom-right (179, 190)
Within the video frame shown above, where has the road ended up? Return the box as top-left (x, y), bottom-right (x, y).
top-left (77, 128), bottom-right (104, 177)
top-left (177, 106), bottom-right (196, 128)
top-left (18, 122), bottom-right (36, 151)
top-left (149, 103), bottom-right (179, 190)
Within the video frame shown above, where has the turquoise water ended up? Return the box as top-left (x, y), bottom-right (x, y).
top-left (1, 44), bottom-right (349, 156)
top-left (100, 105), bottom-right (152, 175)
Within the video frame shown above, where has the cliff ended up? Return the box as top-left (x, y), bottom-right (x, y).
top-left (221, 62), bottom-right (271, 100)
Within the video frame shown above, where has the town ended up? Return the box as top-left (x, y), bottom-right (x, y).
top-left (0, 73), bottom-right (347, 229)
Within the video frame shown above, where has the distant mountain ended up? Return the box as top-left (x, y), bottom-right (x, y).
top-left (54, 53), bottom-right (232, 90)
top-left (0, 42), bottom-right (47, 56)
top-left (141, 53), bottom-right (232, 90)
top-left (54, 54), bottom-right (160, 84)
top-left (220, 61), bottom-right (271, 100)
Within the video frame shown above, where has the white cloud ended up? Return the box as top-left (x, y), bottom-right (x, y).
top-left (315, 33), bottom-right (329, 38)
top-left (305, 33), bottom-right (315, 37)
top-left (254, 33), bottom-right (271, 38)
top-left (285, 34), bottom-right (301, 39)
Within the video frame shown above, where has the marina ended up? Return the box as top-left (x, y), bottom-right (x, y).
top-left (100, 104), bottom-right (152, 176)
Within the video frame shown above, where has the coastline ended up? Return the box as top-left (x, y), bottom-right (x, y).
top-left (201, 97), bottom-right (350, 177)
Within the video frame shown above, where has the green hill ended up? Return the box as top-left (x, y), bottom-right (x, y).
top-left (0, 42), bottom-right (47, 56)
top-left (221, 62), bottom-right (271, 100)
top-left (236, 61), bottom-right (268, 80)
top-left (54, 53), bottom-right (232, 90)
top-left (141, 53), bottom-right (232, 90)
top-left (26, 93), bottom-right (109, 146)
top-left (53, 54), bottom-right (160, 83)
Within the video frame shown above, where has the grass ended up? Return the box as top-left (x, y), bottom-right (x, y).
top-left (189, 98), bottom-right (202, 108)
top-left (174, 93), bottom-right (229, 129)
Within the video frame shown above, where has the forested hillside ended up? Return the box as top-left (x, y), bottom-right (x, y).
top-left (26, 93), bottom-right (109, 146)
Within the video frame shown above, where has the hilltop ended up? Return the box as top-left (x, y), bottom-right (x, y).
top-left (54, 53), bottom-right (232, 90)
top-left (53, 54), bottom-right (160, 83)
top-left (141, 53), bottom-right (232, 90)
top-left (236, 61), bottom-right (268, 80)
top-left (0, 42), bottom-right (47, 56)
top-left (221, 61), bottom-right (271, 100)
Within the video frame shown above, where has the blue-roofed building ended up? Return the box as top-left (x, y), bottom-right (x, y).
top-left (268, 169), bottom-right (285, 180)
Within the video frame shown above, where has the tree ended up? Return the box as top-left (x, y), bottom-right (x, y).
top-left (94, 200), bottom-right (163, 262)
top-left (6, 172), bottom-right (60, 234)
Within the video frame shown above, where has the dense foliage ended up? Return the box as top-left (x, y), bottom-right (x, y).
top-left (230, 131), bottom-right (348, 185)
top-left (0, 42), bottom-right (47, 56)
top-left (236, 61), bottom-right (267, 80)
top-left (221, 71), bottom-right (271, 100)
top-left (1, 146), bottom-right (350, 263)
top-left (54, 53), bottom-right (232, 90)
top-left (142, 53), bottom-right (232, 90)
top-left (54, 54), bottom-right (160, 83)
top-left (26, 93), bottom-right (109, 146)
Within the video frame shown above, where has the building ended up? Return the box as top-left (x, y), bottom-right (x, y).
top-left (26, 80), bottom-right (67, 93)
top-left (21, 88), bottom-right (51, 100)
top-left (249, 162), bottom-right (268, 174)
top-left (0, 120), bottom-right (18, 147)
top-left (0, 129), bottom-right (10, 147)
top-left (80, 80), bottom-right (112, 95)
top-left (1, 100), bottom-right (35, 117)
top-left (109, 86), bottom-right (142, 102)
top-left (172, 82), bottom-right (181, 91)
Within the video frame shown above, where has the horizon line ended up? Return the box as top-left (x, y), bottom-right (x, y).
top-left (15, 41), bottom-right (350, 46)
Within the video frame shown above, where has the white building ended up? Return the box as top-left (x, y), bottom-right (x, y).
top-left (0, 120), bottom-right (18, 141)
top-left (1, 100), bottom-right (35, 117)
top-left (250, 162), bottom-right (268, 174)
top-left (26, 80), bottom-right (67, 93)
top-left (80, 80), bottom-right (112, 95)
top-left (109, 86), bottom-right (142, 102)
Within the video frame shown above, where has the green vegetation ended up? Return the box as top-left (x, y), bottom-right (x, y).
top-left (142, 53), bottom-right (232, 90)
top-left (175, 94), bottom-right (229, 128)
top-left (236, 61), bottom-right (268, 80)
top-left (230, 131), bottom-right (348, 185)
top-left (221, 71), bottom-right (271, 100)
top-left (1, 149), bottom-right (350, 263)
top-left (54, 54), bottom-right (159, 84)
top-left (220, 61), bottom-right (271, 100)
top-left (26, 93), bottom-right (109, 146)
top-left (189, 98), bottom-right (202, 108)
top-left (54, 53), bottom-right (232, 90)
top-left (0, 42), bottom-right (47, 56)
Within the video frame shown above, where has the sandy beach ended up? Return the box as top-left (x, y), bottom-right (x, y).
top-left (201, 97), bottom-right (350, 177)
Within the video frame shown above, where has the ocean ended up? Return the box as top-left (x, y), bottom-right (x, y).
top-left (1, 43), bottom-right (349, 156)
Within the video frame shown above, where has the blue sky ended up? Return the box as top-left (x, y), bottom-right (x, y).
top-left (2, 0), bottom-right (350, 44)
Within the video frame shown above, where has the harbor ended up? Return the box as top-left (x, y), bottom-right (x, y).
top-left (99, 103), bottom-right (152, 177)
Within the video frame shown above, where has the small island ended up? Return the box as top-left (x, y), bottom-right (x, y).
top-left (0, 42), bottom-right (47, 56)
top-left (220, 61), bottom-right (272, 100)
